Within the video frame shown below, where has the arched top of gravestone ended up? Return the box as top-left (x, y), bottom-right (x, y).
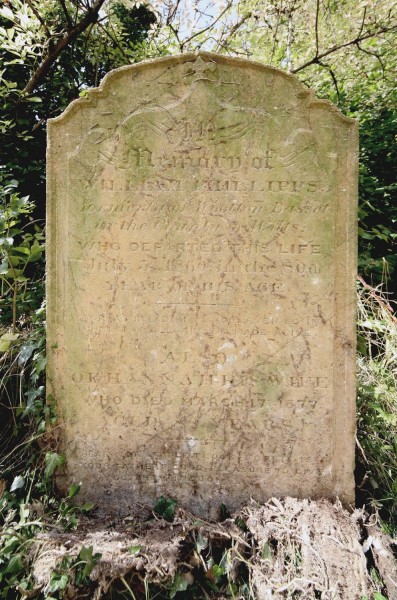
top-left (48, 52), bottom-right (356, 129)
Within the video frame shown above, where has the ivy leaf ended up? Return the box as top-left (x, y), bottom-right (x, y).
top-left (154, 496), bottom-right (177, 522)
top-left (77, 545), bottom-right (101, 581)
top-left (67, 482), bottom-right (81, 498)
top-left (34, 354), bottom-right (47, 374)
top-left (49, 573), bottom-right (69, 593)
top-left (1, 536), bottom-right (19, 557)
top-left (195, 531), bottom-right (208, 553)
top-left (5, 553), bottom-right (23, 575)
top-left (44, 452), bottom-right (65, 478)
top-left (8, 255), bottom-right (20, 266)
top-left (12, 246), bottom-right (30, 255)
top-left (18, 342), bottom-right (36, 365)
top-left (169, 573), bottom-right (193, 598)
top-left (10, 475), bottom-right (25, 492)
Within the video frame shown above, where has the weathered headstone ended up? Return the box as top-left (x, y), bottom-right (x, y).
top-left (47, 53), bottom-right (358, 517)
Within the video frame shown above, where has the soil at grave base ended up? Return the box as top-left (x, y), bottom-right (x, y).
top-left (31, 497), bottom-right (397, 600)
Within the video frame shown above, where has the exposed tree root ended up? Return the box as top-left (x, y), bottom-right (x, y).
top-left (31, 497), bottom-right (397, 599)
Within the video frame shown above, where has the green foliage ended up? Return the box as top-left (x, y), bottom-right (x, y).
top-left (48, 545), bottom-right (102, 597)
top-left (0, 6), bottom-right (156, 596)
top-left (154, 496), bottom-right (177, 522)
top-left (44, 452), bottom-right (65, 479)
top-left (0, 169), bottom-right (87, 598)
top-left (219, 502), bottom-right (231, 521)
top-left (0, 0), bottom-right (158, 226)
top-left (357, 278), bottom-right (397, 533)
top-left (0, 304), bottom-right (47, 486)
top-left (0, 2), bottom-right (396, 597)
top-left (357, 103), bottom-right (397, 286)
top-left (0, 467), bottom-right (97, 598)
top-left (0, 176), bottom-right (44, 332)
top-left (168, 572), bottom-right (193, 598)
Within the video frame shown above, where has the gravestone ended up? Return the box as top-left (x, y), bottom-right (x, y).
top-left (47, 53), bottom-right (358, 517)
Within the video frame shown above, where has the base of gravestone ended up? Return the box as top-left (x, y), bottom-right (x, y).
top-left (31, 497), bottom-right (396, 599)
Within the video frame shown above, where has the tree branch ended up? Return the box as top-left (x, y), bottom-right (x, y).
top-left (270, 9), bottom-right (281, 66)
top-left (217, 11), bottom-right (253, 51)
top-left (318, 59), bottom-right (340, 102)
top-left (286, 10), bottom-right (293, 71)
top-left (166, 0), bottom-right (181, 26)
top-left (59, 0), bottom-right (74, 30)
top-left (292, 23), bottom-right (397, 74)
top-left (21, 0), bottom-right (106, 96)
top-left (25, 0), bottom-right (51, 38)
top-left (168, 22), bottom-right (183, 52)
top-left (314, 0), bottom-right (320, 58)
top-left (357, 6), bottom-right (367, 39)
top-left (97, 21), bottom-right (129, 61)
top-left (356, 40), bottom-right (386, 74)
top-left (181, 1), bottom-right (232, 49)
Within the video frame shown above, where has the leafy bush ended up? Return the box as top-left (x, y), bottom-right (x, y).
top-left (357, 103), bottom-right (397, 290)
top-left (357, 277), bottom-right (397, 533)
top-left (0, 176), bottom-right (44, 332)
top-left (0, 172), bottom-right (46, 478)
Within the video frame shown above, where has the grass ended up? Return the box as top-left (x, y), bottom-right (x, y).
top-left (356, 276), bottom-right (397, 533)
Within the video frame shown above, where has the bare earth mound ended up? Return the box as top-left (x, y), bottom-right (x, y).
top-left (32, 498), bottom-right (397, 599)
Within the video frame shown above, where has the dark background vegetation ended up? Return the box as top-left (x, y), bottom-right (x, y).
top-left (0, 1), bottom-right (396, 597)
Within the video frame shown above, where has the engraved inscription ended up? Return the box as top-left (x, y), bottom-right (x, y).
top-left (47, 54), bottom-right (357, 517)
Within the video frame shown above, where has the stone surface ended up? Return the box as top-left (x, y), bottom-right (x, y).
top-left (47, 53), bottom-right (358, 517)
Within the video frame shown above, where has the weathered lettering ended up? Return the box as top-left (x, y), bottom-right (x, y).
top-left (47, 53), bottom-right (357, 517)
